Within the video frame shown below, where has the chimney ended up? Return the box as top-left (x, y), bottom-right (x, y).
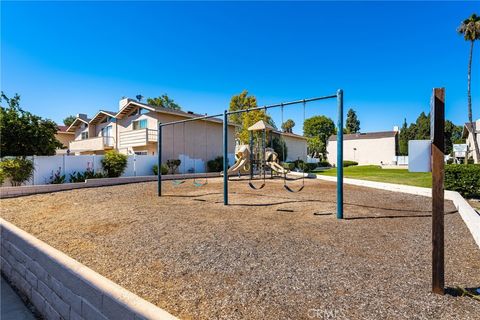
top-left (76, 113), bottom-right (87, 120)
top-left (119, 98), bottom-right (131, 110)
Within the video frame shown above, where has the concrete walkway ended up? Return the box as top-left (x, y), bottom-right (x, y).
top-left (1, 276), bottom-right (36, 320)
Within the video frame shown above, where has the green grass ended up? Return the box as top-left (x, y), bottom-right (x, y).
top-left (315, 165), bottom-right (432, 188)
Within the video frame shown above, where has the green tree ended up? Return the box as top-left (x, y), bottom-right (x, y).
top-left (398, 118), bottom-right (409, 156)
top-left (0, 92), bottom-right (62, 156)
top-left (306, 136), bottom-right (325, 158)
top-left (146, 94), bottom-right (181, 110)
top-left (303, 115), bottom-right (336, 158)
top-left (228, 90), bottom-right (272, 144)
top-left (281, 119), bottom-right (295, 133)
top-left (458, 13), bottom-right (480, 162)
top-left (63, 115), bottom-right (76, 127)
top-left (345, 108), bottom-right (360, 134)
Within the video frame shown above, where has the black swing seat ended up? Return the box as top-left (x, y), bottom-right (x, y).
top-left (248, 182), bottom-right (265, 190)
top-left (284, 184), bottom-right (304, 193)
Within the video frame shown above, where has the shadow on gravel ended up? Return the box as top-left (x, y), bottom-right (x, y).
top-left (445, 287), bottom-right (480, 301)
top-left (345, 210), bottom-right (457, 220)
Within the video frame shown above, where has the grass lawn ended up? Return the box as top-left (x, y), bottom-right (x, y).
top-left (315, 165), bottom-right (432, 188)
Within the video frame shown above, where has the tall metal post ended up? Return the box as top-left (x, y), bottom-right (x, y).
top-left (249, 131), bottom-right (254, 179)
top-left (336, 89), bottom-right (344, 219)
top-left (157, 122), bottom-right (162, 197)
top-left (223, 110), bottom-right (229, 205)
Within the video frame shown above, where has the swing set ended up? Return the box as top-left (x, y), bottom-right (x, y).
top-left (157, 90), bottom-right (344, 219)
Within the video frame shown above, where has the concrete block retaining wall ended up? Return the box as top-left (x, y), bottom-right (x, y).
top-left (0, 218), bottom-right (178, 320)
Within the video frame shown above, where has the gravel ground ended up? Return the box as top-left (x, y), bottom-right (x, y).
top-left (1, 178), bottom-right (479, 320)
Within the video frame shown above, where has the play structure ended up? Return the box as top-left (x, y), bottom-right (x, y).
top-left (157, 90), bottom-right (344, 218)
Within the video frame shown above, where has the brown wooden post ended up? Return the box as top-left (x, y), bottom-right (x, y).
top-left (431, 87), bottom-right (445, 295)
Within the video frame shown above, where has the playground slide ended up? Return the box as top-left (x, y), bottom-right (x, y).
top-left (228, 157), bottom-right (248, 175)
top-left (266, 161), bottom-right (289, 174)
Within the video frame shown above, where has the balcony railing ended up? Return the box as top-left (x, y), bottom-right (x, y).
top-left (69, 136), bottom-right (115, 152)
top-left (119, 129), bottom-right (157, 148)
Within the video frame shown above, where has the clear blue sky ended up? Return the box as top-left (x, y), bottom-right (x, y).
top-left (1, 1), bottom-right (479, 135)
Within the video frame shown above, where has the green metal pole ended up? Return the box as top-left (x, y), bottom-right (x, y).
top-left (223, 110), bottom-right (228, 205)
top-left (336, 89), bottom-right (344, 219)
top-left (157, 122), bottom-right (162, 197)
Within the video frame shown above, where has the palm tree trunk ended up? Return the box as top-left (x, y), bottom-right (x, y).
top-left (468, 40), bottom-right (480, 163)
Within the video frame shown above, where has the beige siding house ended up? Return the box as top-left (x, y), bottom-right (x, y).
top-left (66, 97), bottom-right (308, 171)
top-left (327, 131), bottom-right (398, 166)
top-left (55, 126), bottom-right (75, 155)
top-left (462, 119), bottom-right (480, 163)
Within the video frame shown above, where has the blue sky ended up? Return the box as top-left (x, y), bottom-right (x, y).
top-left (1, 1), bottom-right (479, 135)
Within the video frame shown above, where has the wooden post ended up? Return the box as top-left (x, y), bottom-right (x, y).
top-left (431, 87), bottom-right (445, 295)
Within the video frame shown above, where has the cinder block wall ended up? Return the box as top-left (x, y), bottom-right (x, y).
top-left (0, 218), bottom-right (177, 320)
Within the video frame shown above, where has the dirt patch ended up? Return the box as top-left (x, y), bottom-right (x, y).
top-left (1, 178), bottom-right (479, 319)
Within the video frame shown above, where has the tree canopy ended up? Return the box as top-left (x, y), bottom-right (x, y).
top-left (397, 112), bottom-right (463, 155)
top-left (228, 90), bottom-right (275, 144)
top-left (281, 119), bottom-right (295, 133)
top-left (303, 115), bottom-right (336, 158)
top-left (147, 94), bottom-right (181, 110)
top-left (1, 92), bottom-right (62, 156)
top-left (345, 108), bottom-right (360, 134)
top-left (63, 115), bottom-right (76, 127)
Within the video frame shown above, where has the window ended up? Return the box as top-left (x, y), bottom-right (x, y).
top-left (101, 125), bottom-right (112, 137)
top-left (134, 151), bottom-right (148, 155)
top-left (133, 119), bottom-right (147, 130)
top-left (81, 132), bottom-right (89, 140)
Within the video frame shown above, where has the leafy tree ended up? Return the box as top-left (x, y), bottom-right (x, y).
top-left (303, 115), bottom-right (336, 158)
top-left (345, 108), bottom-right (360, 134)
top-left (147, 94), bottom-right (181, 110)
top-left (458, 13), bottom-right (480, 162)
top-left (306, 136), bottom-right (325, 158)
top-left (228, 90), bottom-right (272, 144)
top-left (0, 92), bottom-right (62, 156)
top-left (398, 113), bottom-right (464, 155)
top-left (63, 115), bottom-right (76, 127)
top-left (0, 158), bottom-right (34, 186)
top-left (281, 119), bottom-right (295, 133)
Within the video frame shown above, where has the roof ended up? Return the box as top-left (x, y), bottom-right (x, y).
top-left (248, 120), bottom-right (274, 131)
top-left (328, 131), bottom-right (397, 142)
top-left (90, 110), bottom-right (117, 124)
top-left (462, 122), bottom-right (477, 138)
top-left (274, 130), bottom-right (308, 140)
top-left (66, 116), bottom-right (91, 132)
top-left (57, 125), bottom-right (69, 132)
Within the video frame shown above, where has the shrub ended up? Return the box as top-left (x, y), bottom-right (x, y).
top-left (69, 168), bottom-right (106, 183)
top-left (445, 164), bottom-right (480, 199)
top-left (152, 164), bottom-right (168, 175)
top-left (318, 160), bottom-right (331, 167)
top-left (166, 159), bottom-right (181, 174)
top-left (282, 162), bottom-right (295, 171)
top-left (0, 168), bottom-right (4, 185)
top-left (207, 156), bottom-right (224, 172)
top-left (343, 160), bottom-right (358, 167)
top-left (101, 150), bottom-right (128, 177)
top-left (0, 157), bottom-right (34, 186)
top-left (47, 167), bottom-right (66, 184)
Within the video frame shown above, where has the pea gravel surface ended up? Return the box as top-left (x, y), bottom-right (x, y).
top-left (1, 178), bottom-right (479, 320)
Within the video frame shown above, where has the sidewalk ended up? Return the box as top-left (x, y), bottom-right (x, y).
top-left (1, 276), bottom-right (36, 320)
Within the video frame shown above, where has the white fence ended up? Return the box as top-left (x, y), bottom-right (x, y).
top-left (4, 155), bottom-right (159, 186)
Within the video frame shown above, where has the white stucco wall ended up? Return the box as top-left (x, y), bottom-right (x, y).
top-left (327, 136), bottom-right (397, 166)
top-left (283, 135), bottom-right (308, 162)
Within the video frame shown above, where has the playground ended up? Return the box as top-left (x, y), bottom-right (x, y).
top-left (2, 178), bottom-right (479, 319)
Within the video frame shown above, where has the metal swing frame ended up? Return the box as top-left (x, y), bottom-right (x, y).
top-left (157, 90), bottom-right (344, 220)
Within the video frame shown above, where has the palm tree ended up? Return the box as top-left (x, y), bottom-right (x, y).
top-left (458, 14), bottom-right (480, 162)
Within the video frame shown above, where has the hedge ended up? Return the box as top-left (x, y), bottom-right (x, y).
top-left (343, 160), bottom-right (358, 167)
top-left (445, 164), bottom-right (480, 199)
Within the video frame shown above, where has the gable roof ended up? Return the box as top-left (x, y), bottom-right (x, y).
top-left (90, 110), bottom-right (117, 124)
top-left (248, 120), bottom-right (274, 131)
top-left (328, 131), bottom-right (397, 142)
top-left (462, 122), bottom-right (477, 138)
top-left (66, 115), bottom-right (91, 132)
